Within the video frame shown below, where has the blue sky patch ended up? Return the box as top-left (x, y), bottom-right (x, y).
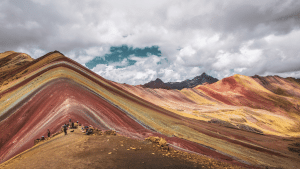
top-left (85, 45), bottom-right (162, 69)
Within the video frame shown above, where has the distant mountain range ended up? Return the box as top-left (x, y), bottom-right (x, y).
top-left (142, 72), bottom-right (218, 90)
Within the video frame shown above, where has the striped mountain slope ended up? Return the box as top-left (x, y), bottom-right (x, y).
top-left (0, 51), bottom-right (300, 168)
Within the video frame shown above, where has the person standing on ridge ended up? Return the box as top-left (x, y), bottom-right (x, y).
top-left (63, 124), bottom-right (68, 135)
top-left (47, 129), bottom-right (50, 137)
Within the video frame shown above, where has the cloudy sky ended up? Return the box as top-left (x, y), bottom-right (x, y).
top-left (1, 0), bottom-right (300, 85)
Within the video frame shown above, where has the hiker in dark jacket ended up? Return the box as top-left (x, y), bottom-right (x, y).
top-left (63, 124), bottom-right (68, 135)
top-left (69, 119), bottom-right (72, 128)
top-left (47, 129), bottom-right (50, 137)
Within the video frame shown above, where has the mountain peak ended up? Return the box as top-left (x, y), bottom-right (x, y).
top-left (142, 77), bottom-right (170, 89)
top-left (143, 73), bottom-right (218, 90)
top-left (193, 72), bottom-right (213, 80)
top-left (154, 78), bottom-right (163, 83)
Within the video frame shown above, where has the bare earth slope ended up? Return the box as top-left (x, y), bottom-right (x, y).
top-left (0, 51), bottom-right (300, 168)
top-left (0, 51), bottom-right (33, 86)
top-left (0, 128), bottom-right (243, 169)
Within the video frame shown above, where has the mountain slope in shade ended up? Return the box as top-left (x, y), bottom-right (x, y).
top-left (252, 75), bottom-right (300, 98)
top-left (165, 73), bottom-right (219, 90)
top-left (1, 51), bottom-right (300, 169)
top-left (142, 73), bottom-right (218, 90)
top-left (0, 51), bottom-right (33, 85)
top-left (142, 78), bottom-right (171, 89)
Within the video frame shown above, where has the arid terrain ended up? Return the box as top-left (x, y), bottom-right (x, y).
top-left (0, 51), bottom-right (300, 168)
top-left (0, 128), bottom-right (245, 169)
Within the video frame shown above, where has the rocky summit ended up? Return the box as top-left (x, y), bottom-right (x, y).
top-left (143, 72), bottom-right (218, 90)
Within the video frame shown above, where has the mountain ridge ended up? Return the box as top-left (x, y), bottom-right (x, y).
top-left (1, 51), bottom-right (300, 168)
top-left (142, 72), bottom-right (218, 90)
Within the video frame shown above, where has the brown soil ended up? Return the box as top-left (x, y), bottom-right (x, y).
top-left (288, 140), bottom-right (300, 156)
top-left (0, 129), bottom-right (243, 169)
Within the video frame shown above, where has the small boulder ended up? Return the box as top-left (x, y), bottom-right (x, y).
top-left (158, 138), bottom-right (167, 147)
top-left (146, 136), bottom-right (172, 151)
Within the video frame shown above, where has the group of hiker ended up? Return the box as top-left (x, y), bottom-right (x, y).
top-left (45, 119), bottom-right (95, 136)
top-left (62, 119), bottom-right (95, 135)
top-left (62, 119), bottom-right (80, 135)
top-left (61, 119), bottom-right (96, 135)
top-left (81, 125), bottom-right (94, 135)
top-left (35, 119), bottom-right (96, 145)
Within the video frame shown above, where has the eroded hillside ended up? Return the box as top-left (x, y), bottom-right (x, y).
top-left (0, 51), bottom-right (300, 169)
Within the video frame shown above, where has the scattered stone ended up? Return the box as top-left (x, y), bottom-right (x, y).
top-left (159, 138), bottom-right (167, 147)
top-left (104, 130), bottom-right (116, 135)
top-left (93, 129), bottom-right (102, 135)
top-left (34, 139), bottom-right (40, 145)
top-left (288, 146), bottom-right (300, 155)
top-left (290, 142), bottom-right (300, 147)
top-left (145, 136), bottom-right (172, 151)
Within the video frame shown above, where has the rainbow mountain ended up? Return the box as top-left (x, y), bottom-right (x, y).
top-left (0, 51), bottom-right (300, 168)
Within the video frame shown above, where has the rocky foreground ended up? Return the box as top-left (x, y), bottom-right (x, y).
top-left (0, 128), bottom-right (243, 169)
